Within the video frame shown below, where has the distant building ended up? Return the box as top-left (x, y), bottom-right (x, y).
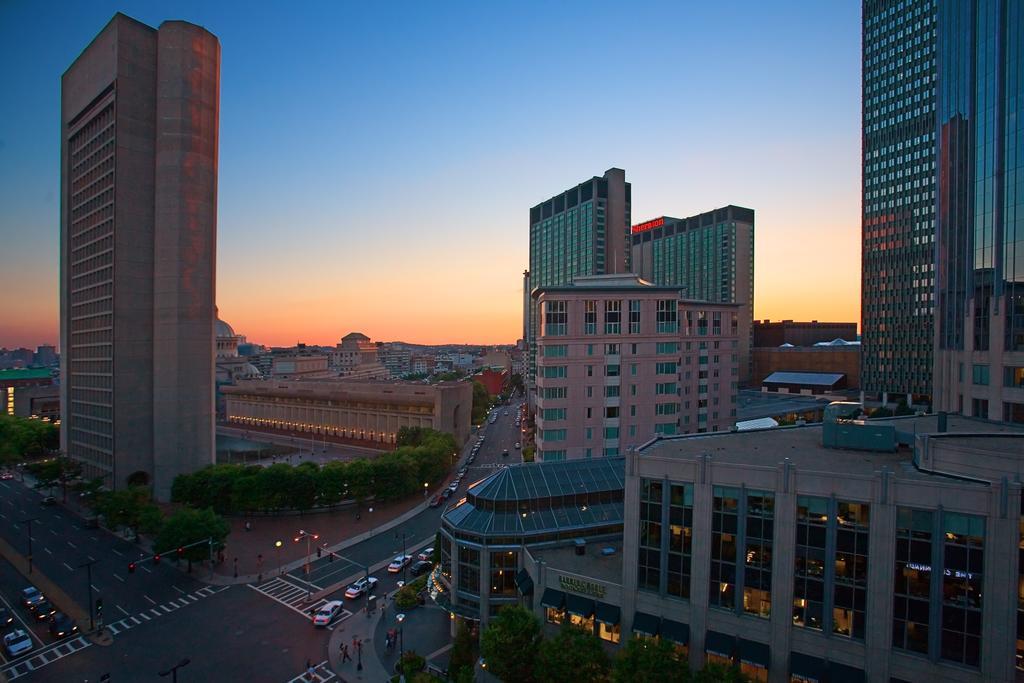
top-left (378, 343), bottom-right (412, 378)
top-left (0, 348), bottom-right (35, 369)
top-left (270, 355), bottom-right (331, 379)
top-left (761, 371), bottom-right (847, 396)
top-left (473, 368), bottom-right (508, 396)
top-left (13, 385), bottom-right (61, 421)
top-left (1, 368), bottom-right (55, 417)
top-left (223, 378), bottom-right (473, 446)
top-left (533, 274), bottom-right (739, 460)
top-left (752, 320), bottom-right (858, 348)
top-left (59, 13), bottom-right (219, 499)
top-left (479, 349), bottom-right (512, 373)
top-left (752, 343), bottom-right (860, 389)
top-left (34, 345), bottom-right (58, 367)
top-left (630, 206), bottom-right (754, 384)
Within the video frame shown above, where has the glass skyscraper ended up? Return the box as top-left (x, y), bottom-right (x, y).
top-left (933, 0), bottom-right (1024, 421)
top-left (861, 0), bottom-right (938, 403)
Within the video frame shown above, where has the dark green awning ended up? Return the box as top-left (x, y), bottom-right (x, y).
top-left (827, 662), bottom-right (865, 683)
top-left (565, 593), bottom-right (595, 618)
top-left (660, 619), bottom-right (689, 645)
top-left (594, 602), bottom-right (620, 625)
top-left (738, 638), bottom-right (769, 667)
top-left (704, 631), bottom-right (735, 659)
top-left (515, 568), bottom-right (534, 595)
top-left (789, 652), bottom-right (825, 682)
top-left (540, 588), bottom-right (565, 609)
top-left (631, 611), bottom-right (660, 637)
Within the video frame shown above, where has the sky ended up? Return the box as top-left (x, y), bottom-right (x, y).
top-left (0, 1), bottom-right (862, 349)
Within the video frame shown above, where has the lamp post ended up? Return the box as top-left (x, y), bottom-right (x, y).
top-left (19, 517), bottom-right (38, 574)
top-left (78, 559), bottom-right (97, 630)
top-left (356, 637), bottom-right (363, 671)
top-left (294, 529), bottom-right (319, 599)
top-left (423, 482), bottom-right (428, 499)
top-left (158, 658), bottom-right (190, 682)
top-left (396, 613), bottom-right (405, 663)
top-left (394, 531), bottom-right (409, 584)
top-left (274, 540), bottom-right (283, 575)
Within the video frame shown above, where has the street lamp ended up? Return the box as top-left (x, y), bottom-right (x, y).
top-left (423, 482), bottom-right (428, 499)
top-left (396, 613), bottom-right (406, 662)
top-left (274, 540), bottom-right (283, 575)
top-left (158, 658), bottom-right (191, 683)
top-left (19, 517), bottom-right (38, 574)
top-left (294, 529), bottom-right (319, 599)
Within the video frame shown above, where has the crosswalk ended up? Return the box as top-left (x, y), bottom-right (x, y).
top-left (285, 660), bottom-right (335, 683)
top-left (249, 576), bottom-right (352, 628)
top-left (0, 635), bottom-right (91, 681)
top-left (105, 585), bottom-right (230, 636)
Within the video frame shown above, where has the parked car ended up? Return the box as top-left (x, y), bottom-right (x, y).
top-left (41, 496), bottom-right (56, 506)
top-left (387, 555), bottom-right (412, 573)
top-left (429, 495), bottom-right (443, 508)
top-left (410, 560), bottom-right (433, 577)
top-left (0, 471), bottom-right (14, 480)
top-left (441, 488), bottom-right (452, 500)
top-left (33, 600), bottom-right (56, 622)
top-left (417, 547), bottom-right (435, 562)
top-left (21, 587), bottom-right (43, 610)
top-left (343, 576), bottom-right (379, 599)
top-left (458, 468), bottom-right (467, 476)
top-left (448, 482), bottom-right (459, 492)
top-left (514, 442), bottom-right (521, 450)
top-left (48, 612), bottom-right (77, 639)
top-left (312, 601), bottom-right (343, 627)
top-left (502, 449), bottom-right (509, 457)
top-left (3, 629), bottom-right (32, 658)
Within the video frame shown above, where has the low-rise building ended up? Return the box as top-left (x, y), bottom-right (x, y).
top-left (1, 368), bottom-right (56, 417)
top-left (753, 320), bottom-right (858, 348)
top-left (752, 343), bottom-right (861, 389)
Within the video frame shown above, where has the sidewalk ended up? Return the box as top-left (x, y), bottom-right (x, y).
top-left (328, 603), bottom-right (388, 683)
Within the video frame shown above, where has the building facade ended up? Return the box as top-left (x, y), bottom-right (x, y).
top-left (932, 0), bottom-right (1024, 423)
top-left (526, 168), bottom-right (632, 397)
top-left (752, 345), bottom-right (861, 389)
top-left (223, 378), bottom-right (473, 447)
top-left (441, 409), bottom-right (1024, 682)
top-left (861, 0), bottom-right (938, 403)
top-left (753, 320), bottom-right (858, 349)
top-left (533, 275), bottom-right (739, 461)
top-left (630, 206), bottom-right (754, 383)
top-left (60, 14), bottom-right (219, 499)
top-left (1, 369), bottom-right (56, 418)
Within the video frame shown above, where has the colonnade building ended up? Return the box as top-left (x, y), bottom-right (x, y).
top-left (439, 407), bottom-right (1024, 682)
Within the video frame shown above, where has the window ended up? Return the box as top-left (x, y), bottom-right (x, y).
top-left (793, 496), bottom-right (827, 631)
top-left (655, 382), bottom-right (677, 395)
top-left (941, 512), bottom-right (983, 666)
top-left (667, 483), bottom-right (694, 599)
top-left (833, 501), bottom-right (869, 640)
top-left (629, 300), bottom-right (641, 334)
top-left (587, 365), bottom-right (593, 377)
top-left (709, 487), bottom-right (739, 610)
top-left (605, 385), bottom-right (619, 398)
top-left (542, 387), bottom-right (567, 400)
top-left (630, 363), bottom-right (637, 376)
top-left (542, 408), bottom-right (566, 421)
top-left (606, 364), bottom-right (620, 377)
top-left (656, 342), bottom-right (680, 354)
top-left (605, 343), bottom-right (619, 355)
top-left (584, 301), bottom-right (597, 335)
top-left (656, 362), bottom-right (678, 374)
top-left (542, 429), bottom-right (566, 441)
top-left (604, 426), bottom-right (619, 439)
top-left (545, 300), bottom-right (567, 336)
top-left (654, 423), bottom-right (676, 435)
top-left (972, 364), bottom-right (989, 385)
top-left (638, 479), bottom-right (662, 592)
top-left (743, 491), bottom-right (773, 619)
top-left (657, 299), bottom-right (678, 333)
top-left (603, 447), bottom-right (619, 456)
top-left (458, 546), bottom-right (480, 593)
top-left (598, 620), bottom-right (620, 643)
top-left (1005, 367), bottom-right (1024, 388)
top-left (542, 366), bottom-right (566, 379)
top-left (490, 551), bottom-right (517, 596)
top-left (893, 508), bottom-right (932, 655)
top-left (655, 402), bottom-right (677, 415)
top-left (605, 300), bottom-right (621, 334)
top-left (712, 311), bottom-right (722, 336)
top-left (543, 344), bottom-right (568, 358)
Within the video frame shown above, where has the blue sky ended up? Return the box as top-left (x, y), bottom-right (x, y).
top-left (0, 1), bottom-right (862, 347)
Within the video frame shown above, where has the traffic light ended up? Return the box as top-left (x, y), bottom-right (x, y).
top-left (153, 553), bottom-right (161, 565)
top-left (128, 562), bottom-right (136, 573)
top-left (95, 598), bottom-right (103, 617)
top-left (316, 546), bottom-right (322, 558)
top-left (177, 547), bottom-right (184, 558)
top-left (328, 552), bottom-right (334, 563)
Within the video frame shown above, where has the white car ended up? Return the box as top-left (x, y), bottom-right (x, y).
top-left (4, 629), bottom-right (32, 658)
top-left (387, 554), bottom-right (412, 573)
top-left (418, 547), bottom-right (434, 562)
top-left (514, 442), bottom-right (521, 449)
top-left (312, 600), bottom-right (343, 627)
top-left (344, 576), bottom-right (379, 599)
top-left (448, 482), bottom-right (459, 492)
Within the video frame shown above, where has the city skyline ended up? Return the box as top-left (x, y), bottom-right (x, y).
top-left (0, 1), bottom-right (861, 349)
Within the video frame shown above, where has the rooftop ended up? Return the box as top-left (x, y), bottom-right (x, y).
top-left (468, 456), bottom-right (625, 502)
top-left (0, 368), bottom-right (54, 381)
top-left (527, 542), bottom-right (624, 585)
top-left (762, 371), bottom-right (845, 386)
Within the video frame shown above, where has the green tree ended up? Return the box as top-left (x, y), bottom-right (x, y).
top-left (871, 405), bottom-right (894, 418)
top-left (399, 651), bottom-right (426, 679)
top-left (471, 380), bottom-right (491, 424)
top-left (535, 623), bottom-right (610, 683)
top-left (509, 372), bottom-right (524, 395)
top-left (155, 507), bottom-right (229, 572)
top-left (448, 620), bottom-right (476, 682)
top-left (93, 486), bottom-right (161, 540)
top-left (612, 637), bottom-right (688, 683)
top-left (0, 415), bottom-right (58, 466)
top-left (894, 399), bottom-right (915, 416)
top-left (480, 605), bottom-right (541, 683)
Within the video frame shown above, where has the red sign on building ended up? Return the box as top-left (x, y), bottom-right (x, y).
top-left (630, 217), bottom-right (665, 234)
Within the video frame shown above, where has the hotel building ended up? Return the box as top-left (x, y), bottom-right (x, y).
top-left (526, 168), bottom-right (632, 398)
top-left (60, 14), bottom-right (219, 499)
top-left (222, 379), bottom-right (473, 447)
top-left (533, 274), bottom-right (739, 461)
top-left (630, 206), bottom-right (755, 383)
top-left (439, 408), bottom-right (1024, 682)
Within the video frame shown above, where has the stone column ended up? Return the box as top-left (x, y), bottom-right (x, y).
top-left (620, 449), bottom-right (641, 636)
top-left (689, 454), bottom-right (714, 672)
top-left (981, 479), bottom-right (1020, 681)
top-left (769, 460), bottom-right (797, 683)
top-left (864, 467), bottom-right (895, 682)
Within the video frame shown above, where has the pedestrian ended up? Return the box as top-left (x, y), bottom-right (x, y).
top-left (341, 644), bottom-right (352, 663)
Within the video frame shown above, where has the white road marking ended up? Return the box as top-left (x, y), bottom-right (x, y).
top-left (140, 564), bottom-right (152, 573)
top-left (62, 562), bottom-right (73, 571)
top-left (66, 541), bottom-right (76, 548)
top-left (111, 548), bottom-right (123, 556)
top-left (43, 548), bottom-right (52, 555)
top-left (173, 585), bottom-right (185, 594)
top-left (116, 605), bottom-right (129, 616)
top-left (113, 574), bottom-right (125, 582)
top-left (143, 595), bottom-right (156, 605)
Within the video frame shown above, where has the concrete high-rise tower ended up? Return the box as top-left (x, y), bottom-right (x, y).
top-left (60, 14), bottom-right (219, 499)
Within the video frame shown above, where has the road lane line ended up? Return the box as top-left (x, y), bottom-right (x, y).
top-left (48, 530), bottom-right (57, 536)
top-left (140, 565), bottom-right (152, 573)
top-left (116, 605), bottom-right (129, 616)
top-left (62, 562), bottom-right (73, 571)
top-left (113, 574), bottom-right (124, 582)
top-left (143, 595), bottom-right (156, 605)
top-left (173, 586), bottom-right (185, 594)
top-left (43, 548), bottom-right (52, 555)
top-left (111, 548), bottom-right (123, 556)
top-left (91, 584), bottom-right (99, 592)
top-left (66, 541), bottom-right (76, 548)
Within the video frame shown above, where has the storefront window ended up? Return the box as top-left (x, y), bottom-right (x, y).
top-left (546, 607), bottom-right (565, 625)
top-left (598, 621), bottom-right (620, 643)
top-left (570, 613), bottom-right (595, 632)
top-left (740, 661), bottom-right (768, 683)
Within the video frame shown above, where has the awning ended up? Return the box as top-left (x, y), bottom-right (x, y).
top-left (540, 588), bottom-right (565, 609)
top-left (660, 619), bottom-right (689, 645)
top-left (826, 662), bottom-right (865, 683)
top-left (515, 568), bottom-right (534, 595)
top-left (631, 611), bottom-right (660, 637)
top-left (704, 631), bottom-right (735, 659)
top-left (789, 652), bottom-right (825, 682)
top-left (738, 638), bottom-right (769, 668)
top-left (565, 593), bottom-right (595, 618)
top-left (594, 602), bottom-right (620, 625)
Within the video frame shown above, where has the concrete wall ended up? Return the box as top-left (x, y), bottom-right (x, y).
top-left (752, 346), bottom-right (861, 388)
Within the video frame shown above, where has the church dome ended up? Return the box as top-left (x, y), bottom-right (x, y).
top-left (216, 319), bottom-right (236, 339)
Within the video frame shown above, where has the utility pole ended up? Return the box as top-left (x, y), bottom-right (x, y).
top-left (158, 658), bottom-right (191, 682)
top-left (78, 559), bottom-right (97, 630)
top-left (294, 529), bottom-right (319, 600)
top-left (20, 517), bottom-right (38, 574)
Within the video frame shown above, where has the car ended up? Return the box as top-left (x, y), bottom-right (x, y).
top-left (41, 496), bottom-right (56, 506)
top-left (0, 471), bottom-right (14, 480)
top-left (441, 488), bottom-right (452, 500)
top-left (48, 612), bottom-right (78, 639)
top-left (312, 600), bottom-right (343, 627)
top-left (502, 449), bottom-right (509, 457)
top-left (33, 600), bottom-right (56, 622)
top-left (387, 555), bottom-right (412, 573)
top-left (468, 457), bottom-right (475, 464)
top-left (504, 412), bottom-right (509, 416)
top-left (344, 576), bottom-right (379, 599)
top-left (429, 495), bottom-right (443, 508)
top-left (448, 482), bottom-right (458, 492)
top-left (0, 607), bottom-right (12, 626)
top-left (417, 547), bottom-right (435, 562)
top-left (458, 468), bottom-right (467, 476)
top-left (410, 560), bottom-right (433, 577)
top-left (514, 442), bottom-right (521, 450)
top-left (3, 629), bottom-right (32, 658)
top-left (21, 587), bottom-right (43, 609)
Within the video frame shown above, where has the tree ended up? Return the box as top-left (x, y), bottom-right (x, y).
top-left (155, 507), bottom-right (230, 572)
top-left (471, 380), bottom-right (491, 424)
top-left (480, 604), bottom-right (541, 683)
top-left (612, 637), bottom-right (688, 683)
top-left (535, 623), bottom-right (610, 683)
top-left (0, 415), bottom-right (58, 466)
top-left (449, 621), bottom-right (476, 682)
top-left (509, 372), bottom-right (524, 395)
top-left (894, 399), bottom-right (915, 416)
top-left (93, 486), bottom-right (157, 538)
